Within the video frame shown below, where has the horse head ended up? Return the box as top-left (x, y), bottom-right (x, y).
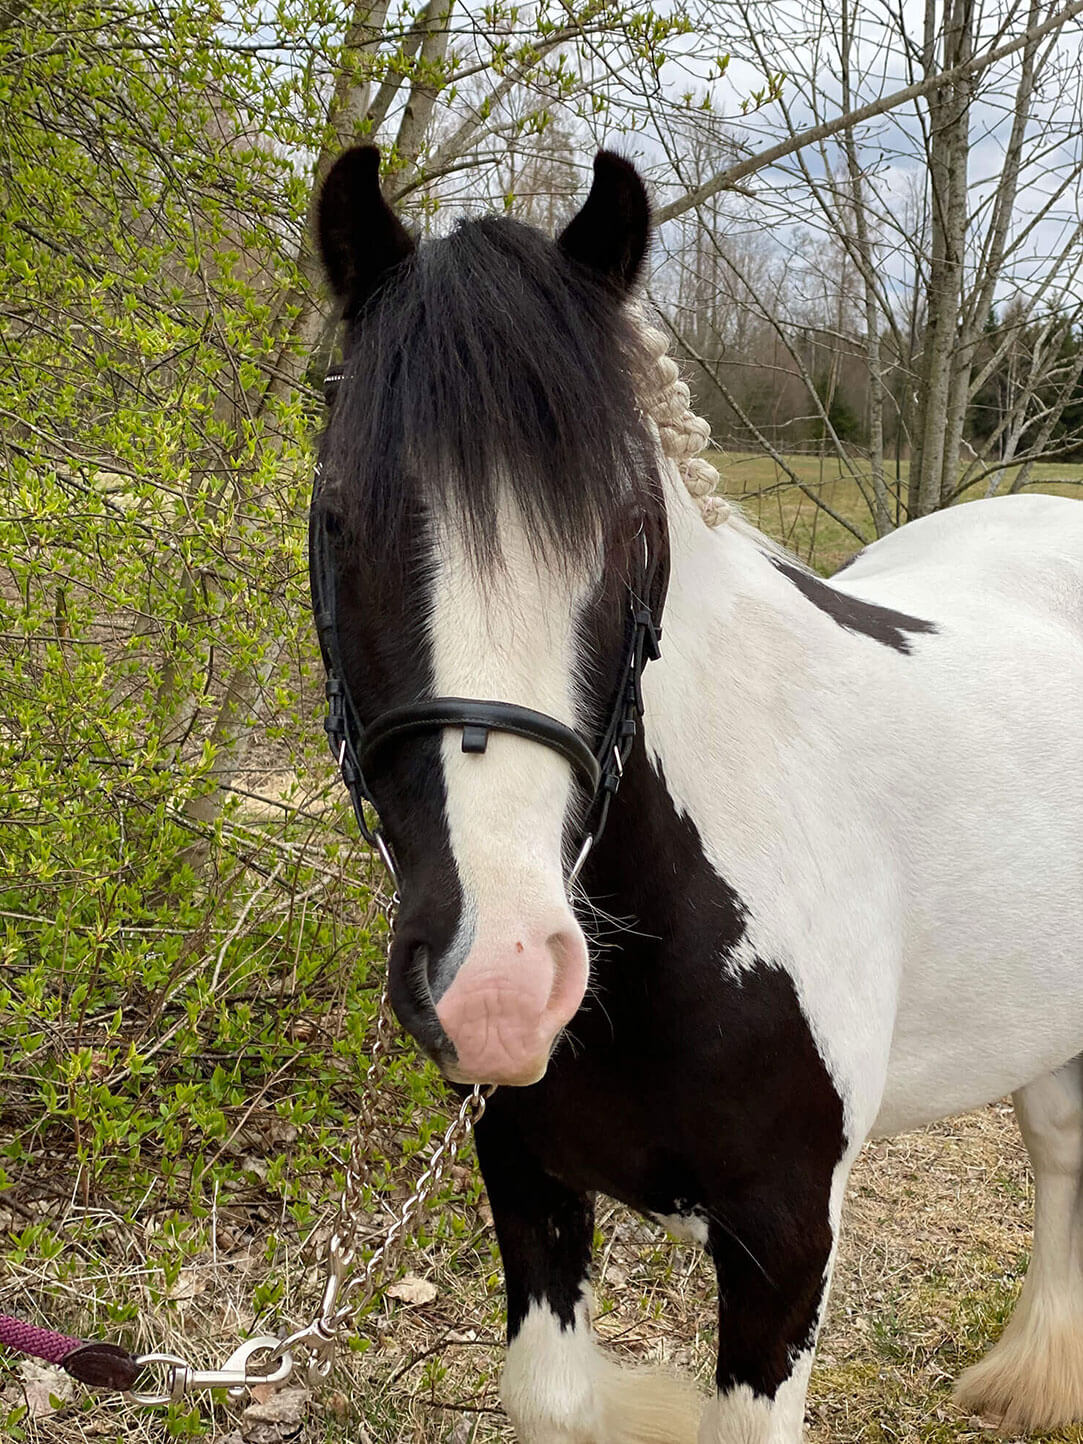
top-left (313, 146), bottom-right (667, 1086)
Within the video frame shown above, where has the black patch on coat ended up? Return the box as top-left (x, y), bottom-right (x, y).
top-left (832, 548), bottom-right (863, 573)
top-left (770, 556), bottom-right (937, 654)
top-left (321, 502), bottom-right (463, 1060)
top-left (473, 1121), bottom-right (595, 1334)
top-left (474, 748), bottom-right (846, 1397)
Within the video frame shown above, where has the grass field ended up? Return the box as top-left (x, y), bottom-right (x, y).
top-left (6, 454), bottom-right (1083, 1443)
top-left (717, 451), bottom-right (1083, 574)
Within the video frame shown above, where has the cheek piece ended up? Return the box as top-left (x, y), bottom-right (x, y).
top-left (309, 375), bottom-right (669, 891)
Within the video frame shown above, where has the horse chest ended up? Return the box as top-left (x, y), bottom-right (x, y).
top-left (485, 942), bottom-right (845, 1228)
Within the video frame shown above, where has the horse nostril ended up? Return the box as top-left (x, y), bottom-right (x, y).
top-left (388, 934), bottom-right (454, 1063)
top-left (409, 940), bottom-right (437, 1001)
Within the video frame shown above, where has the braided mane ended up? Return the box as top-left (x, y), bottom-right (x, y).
top-left (634, 314), bottom-right (731, 529)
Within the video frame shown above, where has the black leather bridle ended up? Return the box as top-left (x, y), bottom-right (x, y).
top-left (310, 370), bottom-right (668, 888)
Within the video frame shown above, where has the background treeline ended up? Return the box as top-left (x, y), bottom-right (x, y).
top-left (675, 290), bottom-right (1083, 465)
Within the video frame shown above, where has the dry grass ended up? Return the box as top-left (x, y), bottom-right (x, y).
top-left (360, 1105), bottom-right (1078, 1444)
top-left (14, 1103), bottom-right (1075, 1443)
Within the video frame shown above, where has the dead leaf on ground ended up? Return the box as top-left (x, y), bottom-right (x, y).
top-left (386, 1274), bottom-right (438, 1305)
top-left (5, 1360), bottom-right (74, 1419)
top-left (240, 1385), bottom-right (310, 1442)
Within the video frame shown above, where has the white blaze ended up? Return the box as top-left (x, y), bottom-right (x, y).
top-left (426, 492), bottom-right (594, 1084)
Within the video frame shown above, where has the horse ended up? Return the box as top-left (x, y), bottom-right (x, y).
top-left (309, 144), bottom-right (1083, 1442)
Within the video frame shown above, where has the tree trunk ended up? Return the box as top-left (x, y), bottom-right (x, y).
top-left (912, 0), bottom-right (973, 516)
top-left (840, 0), bottom-right (892, 534)
top-left (173, 0), bottom-right (396, 859)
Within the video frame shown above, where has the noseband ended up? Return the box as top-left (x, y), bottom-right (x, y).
top-left (310, 371), bottom-right (668, 888)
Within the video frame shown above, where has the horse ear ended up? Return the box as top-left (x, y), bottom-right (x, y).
top-left (558, 151), bottom-right (650, 292)
top-left (317, 145), bottom-right (415, 313)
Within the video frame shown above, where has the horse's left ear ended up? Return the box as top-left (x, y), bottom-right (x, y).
top-left (317, 145), bottom-right (416, 315)
top-left (558, 151), bottom-right (651, 292)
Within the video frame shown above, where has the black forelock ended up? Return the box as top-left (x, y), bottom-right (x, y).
top-left (318, 214), bottom-right (662, 569)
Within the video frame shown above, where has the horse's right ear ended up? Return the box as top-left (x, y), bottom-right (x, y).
top-left (317, 146), bottom-right (415, 314)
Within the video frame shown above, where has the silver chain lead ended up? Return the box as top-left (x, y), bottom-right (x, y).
top-left (132, 866), bottom-right (493, 1405)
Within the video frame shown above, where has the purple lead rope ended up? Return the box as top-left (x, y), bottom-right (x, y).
top-left (0, 1312), bottom-right (141, 1391)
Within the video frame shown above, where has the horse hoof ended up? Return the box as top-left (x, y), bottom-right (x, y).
top-left (954, 1312), bottom-right (1083, 1435)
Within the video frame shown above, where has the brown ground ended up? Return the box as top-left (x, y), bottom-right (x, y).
top-left (13, 1100), bottom-right (1082, 1443)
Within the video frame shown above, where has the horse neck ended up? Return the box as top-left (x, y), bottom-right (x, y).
top-left (631, 473), bottom-right (854, 863)
top-left (652, 477), bottom-right (816, 711)
top-left (576, 478), bottom-right (820, 972)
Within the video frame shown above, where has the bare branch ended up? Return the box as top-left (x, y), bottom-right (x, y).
top-left (655, 0), bottom-right (1083, 222)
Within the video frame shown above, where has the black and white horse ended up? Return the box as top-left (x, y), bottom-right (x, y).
top-left (311, 145), bottom-right (1083, 1441)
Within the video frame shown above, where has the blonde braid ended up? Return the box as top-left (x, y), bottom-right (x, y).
top-left (636, 320), bottom-right (731, 529)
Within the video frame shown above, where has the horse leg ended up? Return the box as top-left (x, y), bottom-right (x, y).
top-left (954, 1054), bottom-right (1083, 1432)
top-left (476, 1122), bottom-right (703, 1443)
top-left (697, 1191), bottom-right (839, 1444)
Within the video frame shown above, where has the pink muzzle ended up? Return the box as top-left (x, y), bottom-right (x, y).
top-left (435, 921), bottom-right (589, 1085)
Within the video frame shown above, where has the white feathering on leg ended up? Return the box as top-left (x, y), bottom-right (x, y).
top-left (502, 1292), bottom-right (704, 1443)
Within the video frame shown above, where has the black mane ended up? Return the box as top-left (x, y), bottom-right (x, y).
top-left (318, 215), bottom-right (662, 568)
